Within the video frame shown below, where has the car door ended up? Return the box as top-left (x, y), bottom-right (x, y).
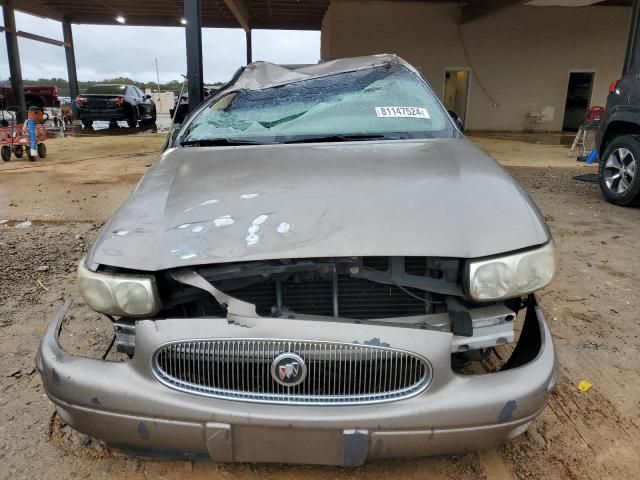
top-left (136, 87), bottom-right (151, 117)
top-left (128, 87), bottom-right (145, 117)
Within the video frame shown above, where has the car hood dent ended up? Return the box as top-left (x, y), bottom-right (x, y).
top-left (88, 138), bottom-right (549, 271)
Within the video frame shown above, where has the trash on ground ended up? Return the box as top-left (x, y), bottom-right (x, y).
top-left (577, 379), bottom-right (593, 392)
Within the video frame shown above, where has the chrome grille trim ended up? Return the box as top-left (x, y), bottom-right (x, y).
top-left (151, 339), bottom-right (432, 405)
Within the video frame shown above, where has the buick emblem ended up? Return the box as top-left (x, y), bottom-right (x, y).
top-left (270, 352), bottom-right (307, 387)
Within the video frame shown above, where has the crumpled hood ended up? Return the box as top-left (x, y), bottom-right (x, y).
top-left (87, 138), bottom-right (549, 271)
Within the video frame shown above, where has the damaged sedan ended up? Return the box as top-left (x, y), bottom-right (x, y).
top-left (37, 54), bottom-right (558, 466)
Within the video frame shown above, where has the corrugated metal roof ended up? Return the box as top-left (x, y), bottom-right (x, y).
top-left (10, 0), bottom-right (628, 30)
top-left (12, 0), bottom-right (329, 30)
top-left (10, 0), bottom-right (480, 30)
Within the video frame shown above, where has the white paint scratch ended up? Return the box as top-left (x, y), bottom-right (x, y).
top-left (246, 214), bottom-right (269, 246)
top-left (240, 193), bottom-right (259, 199)
top-left (214, 215), bottom-right (235, 227)
top-left (171, 245), bottom-right (197, 258)
top-left (183, 198), bottom-right (219, 213)
top-left (246, 234), bottom-right (259, 246)
top-left (252, 214), bottom-right (269, 225)
top-left (276, 222), bottom-right (291, 234)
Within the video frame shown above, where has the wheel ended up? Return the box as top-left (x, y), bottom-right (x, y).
top-left (1, 145), bottom-right (11, 162)
top-left (82, 119), bottom-right (93, 128)
top-left (37, 143), bottom-right (46, 158)
top-left (150, 107), bottom-right (157, 124)
top-left (13, 145), bottom-right (23, 158)
top-left (599, 135), bottom-right (640, 206)
top-left (108, 120), bottom-right (119, 129)
top-left (127, 108), bottom-right (139, 128)
top-left (26, 148), bottom-right (35, 162)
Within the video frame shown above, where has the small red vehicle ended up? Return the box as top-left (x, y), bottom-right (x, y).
top-left (0, 117), bottom-right (47, 162)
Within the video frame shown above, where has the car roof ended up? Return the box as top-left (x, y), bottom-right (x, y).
top-left (232, 53), bottom-right (417, 91)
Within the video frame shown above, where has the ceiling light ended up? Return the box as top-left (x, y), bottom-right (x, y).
top-left (116, 15), bottom-right (126, 24)
top-left (180, 18), bottom-right (187, 25)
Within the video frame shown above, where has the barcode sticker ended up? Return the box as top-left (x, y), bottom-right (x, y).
top-left (375, 107), bottom-right (430, 119)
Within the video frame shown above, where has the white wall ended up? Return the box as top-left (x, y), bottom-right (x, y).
top-left (321, 1), bottom-right (630, 131)
top-left (145, 90), bottom-right (175, 114)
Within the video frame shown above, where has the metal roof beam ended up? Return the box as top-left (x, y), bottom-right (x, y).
top-left (15, 30), bottom-right (69, 47)
top-left (2, 2), bottom-right (26, 122)
top-left (459, 0), bottom-right (527, 24)
top-left (224, 0), bottom-right (251, 31)
top-left (10, 0), bottom-right (65, 21)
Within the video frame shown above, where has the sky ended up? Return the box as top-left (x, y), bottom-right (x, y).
top-left (0, 11), bottom-right (321, 84)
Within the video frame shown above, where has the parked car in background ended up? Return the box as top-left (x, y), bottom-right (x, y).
top-left (595, 72), bottom-right (640, 206)
top-left (169, 86), bottom-right (215, 124)
top-left (0, 84), bottom-right (59, 110)
top-left (75, 84), bottom-right (156, 128)
top-left (38, 54), bottom-right (557, 465)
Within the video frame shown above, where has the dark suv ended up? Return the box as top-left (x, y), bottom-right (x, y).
top-left (595, 73), bottom-right (640, 206)
top-left (75, 84), bottom-right (156, 129)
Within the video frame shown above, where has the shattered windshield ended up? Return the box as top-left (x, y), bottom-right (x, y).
top-left (180, 65), bottom-right (454, 144)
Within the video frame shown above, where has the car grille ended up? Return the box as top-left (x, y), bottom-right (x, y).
top-left (152, 339), bottom-right (431, 405)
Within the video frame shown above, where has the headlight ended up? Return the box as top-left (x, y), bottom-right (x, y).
top-left (468, 242), bottom-right (555, 301)
top-left (77, 258), bottom-right (160, 316)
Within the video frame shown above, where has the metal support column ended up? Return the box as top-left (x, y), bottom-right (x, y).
top-left (62, 21), bottom-right (79, 101)
top-left (2, 2), bottom-right (26, 122)
top-left (185, 0), bottom-right (204, 113)
top-left (246, 29), bottom-right (252, 65)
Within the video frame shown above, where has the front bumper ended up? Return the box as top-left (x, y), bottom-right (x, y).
top-left (37, 297), bottom-right (557, 466)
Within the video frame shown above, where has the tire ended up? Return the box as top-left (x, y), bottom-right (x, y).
top-left (13, 146), bottom-right (23, 158)
top-left (599, 135), bottom-right (640, 206)
top-left (37, 143), bottom-right (46, 159)
top-left (82, 119), bottom-right (93, 128)
top-left (150, 107), bottom-right (157, 124)
top-left (1, 145), bottom-right (11, 162)
top-left (127, 108), bottom-right (139, 129)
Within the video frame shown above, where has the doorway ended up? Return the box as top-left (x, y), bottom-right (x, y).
top-left (443, 69), bottom-right (470, 127)
top-left (562, 71), bottom-right (595, 131)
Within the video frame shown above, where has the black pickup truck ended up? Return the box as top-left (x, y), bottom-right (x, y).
top-left (75, 84), bottom-right (156, 129)
top-left (595, 72), bottom-right (640, 206)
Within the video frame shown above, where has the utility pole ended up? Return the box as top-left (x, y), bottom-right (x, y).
top-left (155, 57), bottom-right (162, 112)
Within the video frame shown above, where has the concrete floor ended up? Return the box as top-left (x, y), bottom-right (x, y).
top-left (1, 132), bottom-right (639, 479)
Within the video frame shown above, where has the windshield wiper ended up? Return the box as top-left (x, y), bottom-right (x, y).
top-left (180, 138), bottom-right (270, 147)
top-left (283, 134), bottom-right (398, 144)
top-left (181, 134), bottom-right (404, 147)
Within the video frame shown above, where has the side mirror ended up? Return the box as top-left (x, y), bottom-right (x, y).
top-left (146, 95), bottom-right (152, 100)
top-left (448, 110), bottom-right (464, 133)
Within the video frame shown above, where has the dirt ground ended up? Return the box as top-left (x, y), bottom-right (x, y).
top-left (1, 132), bottom-right (639, 480)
